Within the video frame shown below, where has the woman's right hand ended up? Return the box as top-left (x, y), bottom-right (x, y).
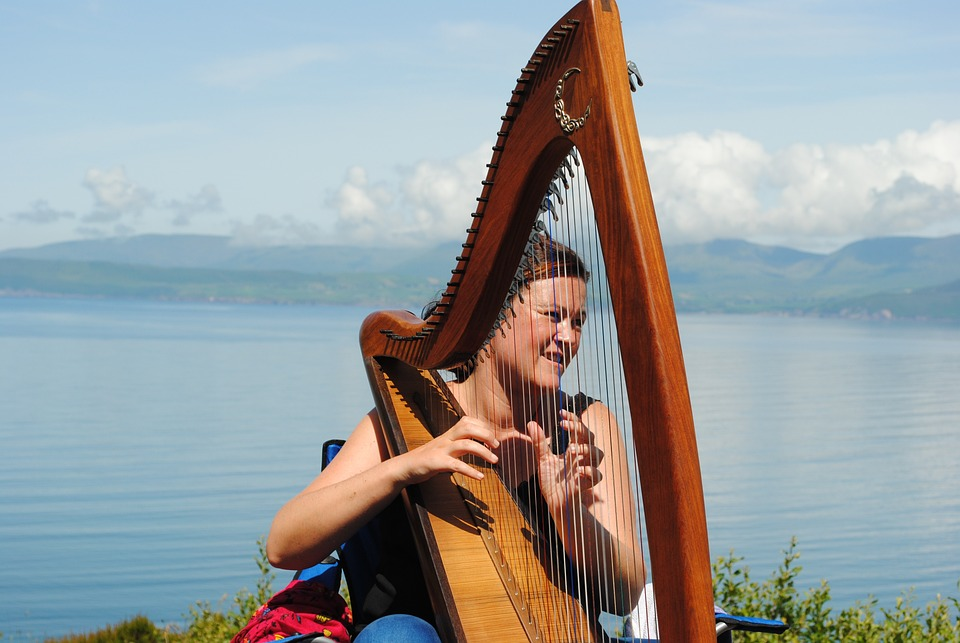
top-left (395, 416), bottom-right (501, 485)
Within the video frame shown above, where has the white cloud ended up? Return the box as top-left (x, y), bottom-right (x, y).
top-left (233, 146), bottom-right (491, 248)
top-left (644, 131), bottom-right (770, 242)
top-left (3, 169), bottom-right (228, 247)
top-left (75, 168), bottom-right (225, 236)
top-left (330, 166), bottom-right (396, 244)
top-left (331, 144), bottom-right (490, 246)
top-left (645, 120), bottom-right (960, 250)
top-left (166, 184), bottom-right (223, 226)
top-left (326, 123), bottom-right (960, 252)
top-left (74, 225), bottom-right (107, 241)
top-left (196, 44), bottom-right (339, 90)
top-left (402, 144), bottom-right (491, 239)
top-left (9, 200), bottom-right (76, 224)
top-left (81, 166), bottom-right (154, 222)
top-left (36, 122), bottom-right (957, 254)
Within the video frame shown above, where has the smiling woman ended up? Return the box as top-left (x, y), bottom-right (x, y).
top-left (265, 233), bottom-right (646, 640)
top-left (429, 236), bottom-right (591, 384)
top-left (478, 274), bottom-right (589, 391)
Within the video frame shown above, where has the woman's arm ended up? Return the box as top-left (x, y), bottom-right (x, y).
top-left (266, 411), bottom-right (501, 571)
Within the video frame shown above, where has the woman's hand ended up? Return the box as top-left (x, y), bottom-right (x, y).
top-left (527, 409), bottom-right (605, 513)
top-left (525, 406), bottom-right (644, 613)
top-left (396, 416), bottom-right (501, 486)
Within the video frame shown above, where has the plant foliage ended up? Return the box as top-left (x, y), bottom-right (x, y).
top-left (31, 537), bottom-right (960, 642)
top-left (713, 537), bottom-right (960, 641)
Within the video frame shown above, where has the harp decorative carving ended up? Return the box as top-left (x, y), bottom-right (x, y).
top-left (359, 1), bottom-right (714, 641)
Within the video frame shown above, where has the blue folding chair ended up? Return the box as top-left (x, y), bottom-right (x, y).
top-left (272, 440), bottom-right (391, 643)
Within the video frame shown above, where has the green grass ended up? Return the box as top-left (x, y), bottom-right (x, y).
top-left (15, 537), bottom-right (960, 642)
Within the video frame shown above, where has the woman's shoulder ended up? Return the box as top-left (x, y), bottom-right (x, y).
top-left (342, 409), bottom-right (391, 460)
top-left (307, 409), bottom-right (388, 490)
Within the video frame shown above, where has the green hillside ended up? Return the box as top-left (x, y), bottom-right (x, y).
top-left (0, 258), bottom-right (441, 308)
top-left (813, 279), bottom-right (960, 320)
top-left (2, 234), bottom-right (959, 320)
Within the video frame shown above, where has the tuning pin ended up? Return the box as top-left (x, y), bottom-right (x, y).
top-left (627, 60), bottom-right (644, 92)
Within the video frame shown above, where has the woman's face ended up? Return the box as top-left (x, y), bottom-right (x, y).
top-left (488, 275), bottom-right (587, 392)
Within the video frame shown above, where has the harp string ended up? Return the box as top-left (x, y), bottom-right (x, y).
top-left (445, 149), bottom-right (648, 638)
top-left (548, 148), bottom-right (649, 633)
top-left (545, 172), bottom-right (595, 631)
top-left (544, 228), bottom-right (582, 641)
top-left (571, 155), bottom-right (617, 624)
top-left (362, 2), bottom-right (713, 637)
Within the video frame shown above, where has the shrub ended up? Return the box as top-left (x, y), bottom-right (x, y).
top-left (176, 537), bottom-right (275, 643)
top-left (713, 537), bottom-right (960, 641)
top-left (37, 537), bottom-right (960, 641)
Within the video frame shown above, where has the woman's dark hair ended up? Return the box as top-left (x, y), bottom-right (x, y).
top-left (422, 233), bottom-right (589, 380)
top-left (520, 233), bottom-right (590, 285)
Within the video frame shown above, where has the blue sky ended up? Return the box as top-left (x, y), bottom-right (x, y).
top-left (2, 0), bottom-right (958, 253)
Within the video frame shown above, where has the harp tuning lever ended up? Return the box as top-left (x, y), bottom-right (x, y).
top-left (627, 60), bottom-right (644, 92)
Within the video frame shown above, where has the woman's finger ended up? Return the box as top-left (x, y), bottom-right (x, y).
top-left (447, 417), bottom-right (500, 449)
top-left (448, 437), bottom-right (499, 465)
top-left (560, 410), bottom-right (594, 446)
top-left (525, 420), bottom-right (554, 460)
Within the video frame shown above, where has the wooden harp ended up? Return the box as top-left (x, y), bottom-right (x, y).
top-left (359, 1), bottom-right (714, 641)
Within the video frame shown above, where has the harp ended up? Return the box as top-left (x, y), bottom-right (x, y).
top-left (359, 1), bottom-right (714, 640)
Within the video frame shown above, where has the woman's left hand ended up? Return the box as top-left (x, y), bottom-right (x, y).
top-left (526, 409), bottom-right (605, 513)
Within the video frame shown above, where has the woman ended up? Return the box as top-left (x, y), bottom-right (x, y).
top-left (265, 236), bottom-right (645, 641)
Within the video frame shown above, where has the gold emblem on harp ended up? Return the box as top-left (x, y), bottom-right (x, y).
top-left (554, 67), bottom-right (592, 134)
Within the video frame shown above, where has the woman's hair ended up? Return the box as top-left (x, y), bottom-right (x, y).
top-left (422, 233), bottom-right (589, 380)
top-left (421, 234), bottom-right (589, 319)
top-left (520, 233), bottom-right (590, 285)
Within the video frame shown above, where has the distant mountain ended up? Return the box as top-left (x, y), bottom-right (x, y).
top-left (3, 233), bottom-right (959, 319)
top-left (0, 234), bottom-right (460, 279)
top-left (813, 278), bottom-right (960, 321)
top-left (0, 257), bottom-right (441, 308)
top-left (665, 234), bottom-right (960, 314)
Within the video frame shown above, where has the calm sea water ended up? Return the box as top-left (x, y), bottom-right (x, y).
top-left (1, 298), bottom-right (958, 640)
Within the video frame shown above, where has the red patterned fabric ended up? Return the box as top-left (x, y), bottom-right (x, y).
top-left (231, 579), bottom-right (353, 643)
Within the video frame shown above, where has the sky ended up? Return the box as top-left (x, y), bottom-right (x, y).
top-left (2, 1), bottom-right (959, 254)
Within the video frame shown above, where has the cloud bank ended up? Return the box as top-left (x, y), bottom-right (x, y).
top-left (5, 122), bottom-right (957, 253)
top-left (82, 167), bottom-right (155, 223)
top-left (10, 200), bottom-right (76, 225)
top-left (328, 120), bottom-right (960, 252)
top-left (4, 167), bottom-right (224, 244)
top-left (646, 120), bottom-right (960, 250)
top-left (330, 144), bottom-right (491, 246)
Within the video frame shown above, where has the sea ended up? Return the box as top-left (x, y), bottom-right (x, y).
top-left (1, 297), bottom-right (958, 640)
